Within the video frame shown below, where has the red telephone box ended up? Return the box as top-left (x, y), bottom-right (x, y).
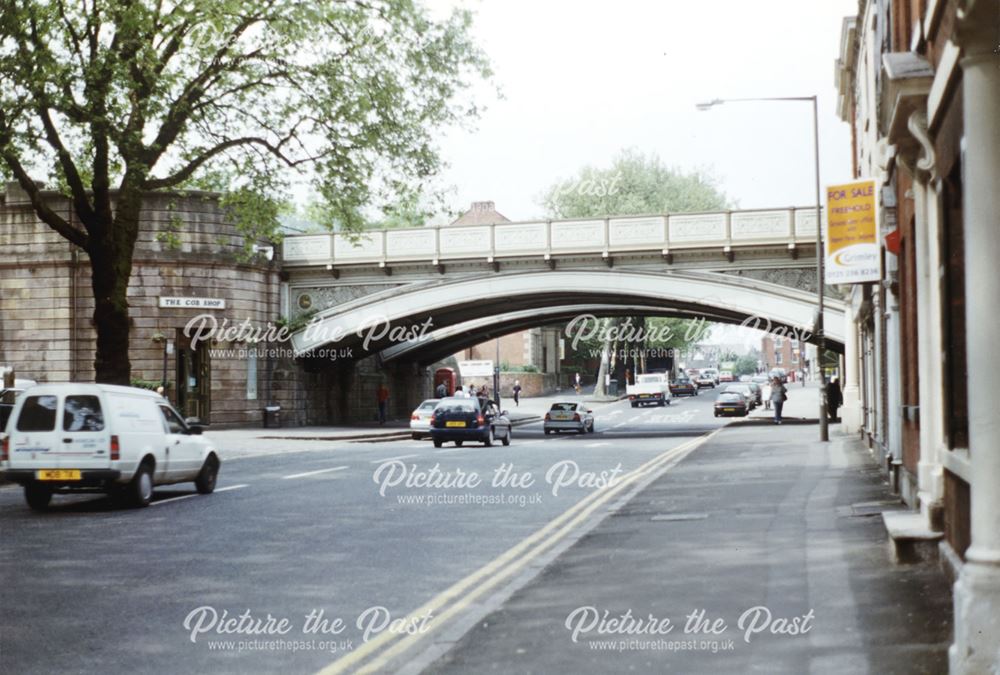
top-left (434, 368), bottom-right (457, 396)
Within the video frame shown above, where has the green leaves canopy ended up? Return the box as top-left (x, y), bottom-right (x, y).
top-left (0, 0), bottom-right (491, 242)
top-left (542, 148), bottom-right (730, 219)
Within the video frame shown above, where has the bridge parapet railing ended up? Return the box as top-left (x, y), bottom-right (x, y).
top-left (281, 206), bottom-right (823, 266)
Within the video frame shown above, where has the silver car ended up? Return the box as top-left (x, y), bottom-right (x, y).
top-left (543, 402), bottom-right (595, 435)
top-left (409, 398), bottom-right (440, 439)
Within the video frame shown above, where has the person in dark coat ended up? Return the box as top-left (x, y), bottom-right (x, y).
top-left (435, 382), bottom-right (447, 399)
top-left (827, 378), bottom-right (843, 421)
top-left (512, 380), bottom-right (522, 406)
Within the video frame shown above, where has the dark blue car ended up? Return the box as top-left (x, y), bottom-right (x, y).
top-left (430, 397), bottom-right (512, 447)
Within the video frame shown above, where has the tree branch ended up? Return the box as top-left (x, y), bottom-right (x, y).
top-left (0, 117), bottom-right (89, 249)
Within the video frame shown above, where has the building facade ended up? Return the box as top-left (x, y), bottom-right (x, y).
top-left (836, 0), bottom-right (1000, 671)
top-left (0, 183), bottom-right (287, 427)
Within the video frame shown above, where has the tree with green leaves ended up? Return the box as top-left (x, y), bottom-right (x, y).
top-left (543, 149), bottom-right (731, 394)
top-left (0, 0), bottom-right (490, 383)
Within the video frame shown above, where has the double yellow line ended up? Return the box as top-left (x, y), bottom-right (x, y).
top-left (317, 430), bottom-right (719, 675)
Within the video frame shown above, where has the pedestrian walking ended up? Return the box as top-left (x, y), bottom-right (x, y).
top-left (512, 380), bottom-right (522, 406)
top-left (770, 377), bottom-right (787, 424)
top-left (574, 372), bottom-right (581, 395)
top-left (376, 383), bottom-right (390, 425)
top-left (827, 377), bottom-right (843, 421)
top-left (762, 379), bottom-right (772, 410)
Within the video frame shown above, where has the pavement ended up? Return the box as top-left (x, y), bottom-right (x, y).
top-left (425, 403), bottom-right (953, 674)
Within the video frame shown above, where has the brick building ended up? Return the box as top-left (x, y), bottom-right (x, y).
top-left (835, 0), bottom-right (1000, 670)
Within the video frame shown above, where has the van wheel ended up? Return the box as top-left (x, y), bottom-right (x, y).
top-left (24, 483), bottom-right (52, 511)
top-left (483, 427), bottom-right (494, 447)
top-left (195, 456), bottom-right (219, 494)
top-left (501, 428), bottom-right (511, 446)
top-left (455, 440), bottom-right (463, 447)
top-left (433, 439), bottom-right (442, 448)
top-left (128, 462), bottom-right (154, 508)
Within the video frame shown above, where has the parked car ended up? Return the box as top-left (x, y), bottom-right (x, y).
top-left (746, 381), bottom-right (763, 406)
top-left (714, 391), bottom-right (749, 417)
top-left (700, 368), bottom-right (720, 385)
top-left (429, 397), bottom-right (511, 447)
top-left (0, 383), bottom-right (220, 511)
top-left (739, 374), bottom-right (752, 382)
top-left (669, 376), bottom-right (698, 397)
top-left (751, 374), bottom-right (769, 386)
top-left (409, 398), bottom-right (440, 440)
top-left (721, 383), bottom-right (757, 410)
top-left (543, 402), bottom-right (595, 435)
top-left (719, 371), bottom-right (735, 383)
top-left (626, 373), bottom-right (672, 408)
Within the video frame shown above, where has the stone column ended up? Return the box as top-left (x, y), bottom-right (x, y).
top-left (951, 2), bottom-right (1000, 671)
top-left (911, 165), bottom-right (945, 521)
top-left (840, 302), bottom-right (862, 432)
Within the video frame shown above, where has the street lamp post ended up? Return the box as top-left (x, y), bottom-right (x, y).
top-left (696, 96), bottom-right (828, 442)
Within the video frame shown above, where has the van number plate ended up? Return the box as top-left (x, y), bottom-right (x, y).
top-left (36, 469), bottom-right (81, 481)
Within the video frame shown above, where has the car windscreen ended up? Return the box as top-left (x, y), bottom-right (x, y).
top-left (717, 393), bottom-right (743, 401)
top-left (16, 395), bottom-right (59, 431)
top-left (636, 375), bottom-right (662, 383)
top-left (436, 399), bottom-right (478, 413)
top-left (418, 400), bottom-right (439, 411)
top-left (549, 403), bottom-right (578, 412)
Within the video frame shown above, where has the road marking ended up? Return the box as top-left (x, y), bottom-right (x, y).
top-left (584, 442), bottom-right (611, 447)
top-left (282, 466), bottom-right (348, 480)
top-left (150, 493), bottom-right (200, 506)
top-left (434, 447), bottom-right (468, 454)
top-left (317, 430), bottom-right (720, 675)
top-left (369, 454), bottom-right (419, 464)
top-left (150, 483), bottom-right (248, 505)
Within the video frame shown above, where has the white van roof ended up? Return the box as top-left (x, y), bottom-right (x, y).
top-left (18, 383), bottom-right (166, 401)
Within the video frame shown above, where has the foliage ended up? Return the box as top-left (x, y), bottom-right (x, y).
top-left (542, 148), bottom-right (731, 219)
top-left (0, 0), bottom-right (492, 382)
top-left (130, 377), bottom-right (165, 390)
top-left (502, 364), bottom-right (539, 373)
top-left (733, 355), bottom-right (759, 376)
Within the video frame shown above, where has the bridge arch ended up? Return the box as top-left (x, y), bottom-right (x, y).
top-left (290, 270), bottom-right (845, 360)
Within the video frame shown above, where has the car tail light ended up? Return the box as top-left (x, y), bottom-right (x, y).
top-left (476, 415), bottom-right (485, 426)
top-left (110, 435), bottom-right (120, 461)
top-left (411, 413), bottom-right (420, 421)
top-left (544, 413), bottom-right (550, 421)
top-left (430, 414), bottom-right (436, 425)
top-left (573, 413), bottom-right (581, 422)
top-left (1, 436), bottom-right (8, 462)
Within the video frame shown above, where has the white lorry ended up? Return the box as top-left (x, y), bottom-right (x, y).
top-left (626, 373), bottom-right (672, 408)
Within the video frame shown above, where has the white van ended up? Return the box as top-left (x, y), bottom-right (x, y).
top-left (0, 383), bottom-right (220, 510)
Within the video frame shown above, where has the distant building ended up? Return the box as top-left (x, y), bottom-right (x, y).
top-left (761, 336), bottom-right (801, 372)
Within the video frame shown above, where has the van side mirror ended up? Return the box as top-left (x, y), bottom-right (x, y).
top-left (185, 417), bottom-right (205, 435)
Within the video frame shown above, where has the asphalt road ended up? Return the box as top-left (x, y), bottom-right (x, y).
top-left (0, 389), bottom-right (728, 674)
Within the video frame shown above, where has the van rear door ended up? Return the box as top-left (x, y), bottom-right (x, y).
top-left (9, 394), bottom-right (62, 469)
top-left (59, 394), bottom-right (112, 470)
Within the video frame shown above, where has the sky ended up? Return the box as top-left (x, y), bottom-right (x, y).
top-left (423, 0), bottom-right (858, 224)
